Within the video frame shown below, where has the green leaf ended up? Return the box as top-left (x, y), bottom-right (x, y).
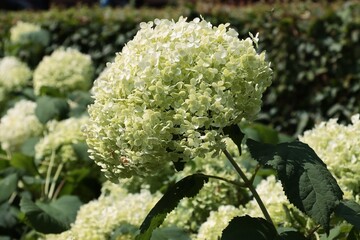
top-left (319, 225), bottom-right (342, 240)
top-left (172, 159), bottom-right (185, 172)
top-left (240, 122), bottom-right (280, 144)
top-left (10, 153), bottom-right (38, 176)
top-left (67, 90), bottom-right (93, 117)
top-left (20, 87), bottom-right (36, 101)
top-left (0, 173), bottom-right (18, 203)
top-left (223, 124), bottom-right (245, 154)
top-left (277, 231), bottom-right (308, 240)
top-left (347, 227), bottom-right (360, 240)
top-left (110, 222), bottom-right (139, 240)
top-left (151, 227), bottom-right (191, 240)
top-left (35, 96), bottom-right (69, 124)
top-left (221, 215), bottom-right (278, 240)
top-left (0, 203), bottom-right (18, 228)
top-left (0, 236), bottom-right (11, 240)
top-left (38, 86), bottom-right (65, 98)
top-left (136, 173), bottom-right (208, 240)
top-left (20, 137), bottom-right (40, 157)
top-left (0, 159), bottom-right (9, 171)
top-left (20, 195), bottom-right (82, 234)
top-left (72, 142), bottom-right (91, 162)
top-left (246, 139), bottom-right (343, 232)
top-left (334, 200), bottom-right (360, 230)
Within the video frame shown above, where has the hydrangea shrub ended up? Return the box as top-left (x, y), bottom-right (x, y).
top-left (35, 116), bottom-right (90, 172)
top-left (45, 182), bottom-right (161, 240)
top-left (0, 100), bottom-right (43, 152)
top-left (84, 17), bottom-right (272, 181)
top-left (33, 48), bottom-right (94, 95)
top-left (9, 21), bottom-right (50, 47)
top-left (0, 56), bottom-right (32, 93)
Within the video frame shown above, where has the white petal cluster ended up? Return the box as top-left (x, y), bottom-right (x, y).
top-left (35, 116), bottom-right (89, 167)
top-left (9, 21), bottom-right (50, 46)
top-left (84, 17), bottom-right (272, 181)
top-left (299, 115), bottom-right (360, 196)
top-left (0, 100), bottom-right (43, 152)
top-left (45, 182), bottom-right (161, 240)
top-left (0, 56), bottom-right (32, 92)
top-left (195, 205), bottom-right (242, 240)
top-left (33, 48), bottom-right (94, 95)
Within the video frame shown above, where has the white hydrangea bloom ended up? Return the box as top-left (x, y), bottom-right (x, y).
top-left (0, 100), bottom-right (43, 152)
top-left (238, 175), bottom-right (291, 225)
top-left (195, 205), bottom-right (242, 240)
top-left (33, 48), bottom-right (94, 95)
top-left (45, 182), bottom-right (161, 240)
top-left (0, 56), bottom-right (32, 92)
top-left (10, 21), bottom-right (50, 46)
top-left (35, 116), bottom-right (89, 167)
top-left (84, 17), bottom-right (272, 181)
top-left (299, 115), bottom-right (360, 196)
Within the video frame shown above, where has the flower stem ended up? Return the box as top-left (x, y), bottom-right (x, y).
top-left (204, 174), bottom-right (245, 188)
top-left (48, 163), bottom-right (63, 200)
top-left (44, 150), bottom-right (56, 198)
top-left (222, 148), bottom-right (274, 226)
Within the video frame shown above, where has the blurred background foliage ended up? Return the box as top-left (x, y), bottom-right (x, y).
top-left (1, 1), bottom-right (359, 136)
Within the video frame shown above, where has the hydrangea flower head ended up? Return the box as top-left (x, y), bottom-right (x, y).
top-left (84, 17), bottom-right (272, 181)
top-left (0, 100), bottom-right (43, 152)
top-left (35, 116), bottom-right (89, 172)
top-left (33, 48), bottom-right (94, 95)
top-left (45, 182), bottom-right (160, 240)
top-left (0, 56), bottom-right (32, 92)
top-left (195, 205), bottom-right (242, 240)
top-left (299, 115), bottom-right (360, 196)
top-left (10, 21), bottom-right (50, 46)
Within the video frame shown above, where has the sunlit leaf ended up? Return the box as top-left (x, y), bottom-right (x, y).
top-left (20, 195), bottom-right (82, 234)
top-left (247, 139), bottom-right (343, 232)
top-left (335, 200), bottom-right (360, 230)
top-left (0, 173), bottom-right (18, 203)
top-left (136, 174), bottom-right (208, 240)
top-left (35, 96), bottom-right (69, 124)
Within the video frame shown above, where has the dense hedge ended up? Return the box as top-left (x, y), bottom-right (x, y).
top-left (0, 2), bottom-right (359, 135)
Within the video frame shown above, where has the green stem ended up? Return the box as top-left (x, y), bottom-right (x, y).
top-left (222, 148), bottom-right (274, 226)
top-left (52, 179), bottom-right (66, 200)
top-left (204, 174), bottom-right (245, 188)
top-left (48, 163), bottom-right (63, 200)
top-left (44, 150), bottom-right (56, 198)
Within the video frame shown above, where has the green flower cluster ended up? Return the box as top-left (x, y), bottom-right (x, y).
top-left (299, 115), bottom-right (360, 197)
top-left (0, 56), bottom-right (32, 98)
top-left (84, 17), bottom-right (272, 181)
top-left (9, 21), bottom-right (50, 47)
top-left (33, 48), bottom-right (94, 95)
top-left (45, 182), bottom-right (161, 240)
top-left (35, 116), bottom-right (89, 170)
top-left (0, 100), bottom-right (43, 152)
